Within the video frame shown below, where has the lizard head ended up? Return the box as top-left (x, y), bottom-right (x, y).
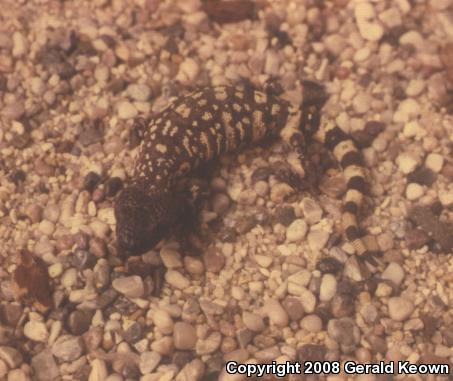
top-left (114, 185), bottom-right (174, 257)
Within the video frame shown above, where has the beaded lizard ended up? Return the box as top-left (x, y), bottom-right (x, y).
top-left (114, 81), bottom-right (380, 265)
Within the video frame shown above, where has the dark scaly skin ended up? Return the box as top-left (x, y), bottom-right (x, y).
top-left (115, 81), bottom-right (380, 266)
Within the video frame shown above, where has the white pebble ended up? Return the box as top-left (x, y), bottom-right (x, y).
top-left (139, 351), bottom-right (161, 374)
top-left (298, 289), bottom-right (316, 313)
top-left (399, 30), bottom-right (424, 49)
top-left (381, 262), bottom-right (405, 286)
top-left (48, 263), bottom-right (63, 278)
top-left (388, 297), bottom-right (414, 321)
top-left (403, 121), bottom-right (425, 138)
top-left (301, 198), bottom-right (323, 224)
top-left (231, 286), bottom-right (245, 301)
top-left (176, 58), bottom-right (199, 83)
top-left (127, 83), bottom-right (151, 102)
top-left (24, 321), bottom-right (49, 342)
top-left (165, 270), bottom-right (190, 289)
top-left (425, 153), bottom-right (444, 173)
top-left (405, 79), bottom-right (425, 97)
top-left (307, 229), bottom-right (329, 252)
top-left (112, 276), bottom-right (144, 298)
top-left (12, 32), bottom-right (27, 57)
top-left (61, 268), bottom-right (78, 288)
top-left (30, 77), bottom-right (45, 96)
top-left (153, 309), bottom-right (174, 335)
top-left (286, 219), bottom-right (308, 242)
top-left (359, 22), bottom-right (384, 41)
top-left (353, 47), bottom-right (371, 62)
top-left (439, 191), bottom-right (453, 207)
top-left (242, 311), bottom-right (265, 332)
top-left (89, 359), bottom-right (108, 381)
top-left (38, 220), bottom-right (55, 236)
top-left (254, 255), bottom-right (272, 268)
top-left (263, 299), bottom-right (289, 328)
top-left (393, 99), bottom-right (421, 123)
top-left (405, 183), bottom-right (424, 201)
top-left (378, 7), bottom-right (402, 28)
top-left (354, 2), bottom-right (375, 21)
top-left (300, 315), bottom-right (323, 333)
top-left (117, 101), bottom-right (137, 120)
top-left (396, 153), bottom-right (419, 174)
top-left (319, 274), bottom-right (337, 302)
top-left (160, 247), bottom-right (183, 269)
top-left (352, 93), bottom-right (371, 114)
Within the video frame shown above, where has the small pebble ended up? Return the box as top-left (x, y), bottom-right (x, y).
top-left (327, 318), bottom-right (360, 352)
top-left (12, 32), bottom-right (27, 57)
top-left (242, 311), bottom-right (265, 332)
top-left (160, 247), bottom-right (183, 268)
top-left (112, 276), bottom-right (145, 298)
top-left (406, 183), bottom-right (424, 201)
top-left (127, 83), bottom-right (151, 102)
top-left (117, 101), bottom-right (138, 119)
top-left (307, 229), bottom-right (330, 251)
top-left (165, 270), bottom-right (190, 289)
top-left (301, 315), bottom-right (323, 333)
top-left (319, 274), bottom-right (337, 302)
top-left (176, 58), bottom-right (199, 83)
top-left (203, 247), bottom-right (225, 273)
top-left (439, 191), bottom-right (453, 207)
top-left (7, 369), bottom-right (29, 381)
top-left (196, 331), bottom-right (221, 355)
top-left (184, 256), bottom-right (204, 275)
top-left (388, 297), bottom-right (414, 321)
top-left (150, 337), bottom-right (174, 356)
top-left (89, 359), bottom-right (108, 381)
top-left (24, 320), bottom-right (49, 342)
top-left (297, 289), bottom-right (316, 314)
top-left (263, 299), bottom-right (290, 328)
top-left (270, 183), bottom-right (294, 203)
top-left (286, 219), bottom-right (308, 242)
top-left (0, 346), bottom-right (23, 368)
top-left (51, 335), bottom-right (84, 361)
top-left (301, 198), bottom-right (323, 224)
top-left (425, 153), bottom-right (444, 173)
top-left (381, 262), bottom-right (405, 286)
top-left (405, 79), bottom-right (425, 97)
top-left (283, 297), bottom-right (304, 321)
top-left (173, 322), bottom-right (197, 350)
top-left (139, 351), bottom-right (161, 374)
top-left (31, 350), bottom-right (59, 381)
top-left (153, 309), bottom-right (174, 335)
top-left (396, 153), bottom-right (419, 174)
top-left (359, 22), bottom-right (384, 41)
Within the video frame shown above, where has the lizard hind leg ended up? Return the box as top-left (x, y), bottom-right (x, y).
top-left (279, 108), bottom-right (321, 191)
top-left (173, 178), bottom-right (211, 256)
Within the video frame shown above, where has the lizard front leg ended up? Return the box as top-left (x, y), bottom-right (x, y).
top-left (173, 178), bottom-right (211, 256)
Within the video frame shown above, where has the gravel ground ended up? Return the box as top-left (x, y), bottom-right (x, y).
top-left (0, 0), bottom-right (453, 380)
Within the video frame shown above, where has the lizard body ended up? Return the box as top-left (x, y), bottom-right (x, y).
top-left (114, 82), bottom-right (378, 264)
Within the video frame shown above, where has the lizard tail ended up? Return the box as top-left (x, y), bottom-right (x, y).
top-left (322, 122), bottom-right (382, 267)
